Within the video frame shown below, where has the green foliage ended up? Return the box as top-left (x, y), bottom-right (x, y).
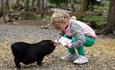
top-left (11, 4), bottom-right (17, 10)
top-left (82, 0), bottom-right (110, 29)
top-left (94, 0), bottom-right (110, 12)
top-left (83, 16), bottom-right (107, 28)
top-left (82, 0), bottom-right (96, 10)
top-left (49, 0), bottom-right (67, 7)
top-left (23, 11), bottom-right (37, 20)
top-left (49, 0), bottom-right (60, 6)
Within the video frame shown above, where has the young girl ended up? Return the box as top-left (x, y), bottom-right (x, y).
top-left (51, 11), bottom-right (96, 64)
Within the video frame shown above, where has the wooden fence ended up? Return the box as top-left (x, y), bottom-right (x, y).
top-left (36, 11), bottom-right (86, 17)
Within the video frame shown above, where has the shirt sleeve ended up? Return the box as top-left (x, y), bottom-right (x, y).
top-left (70, 22), bottom-right (86, 48)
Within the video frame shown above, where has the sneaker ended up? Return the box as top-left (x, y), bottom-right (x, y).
top-left (60, 54), bottom-right (77, 61)
top-left (73, 55), bottom-right (89, 64)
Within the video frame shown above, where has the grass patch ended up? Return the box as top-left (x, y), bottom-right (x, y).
top-left (83, 16), bottom-right (107, 28)
top-left (82, 0), bottom-right (110, 29)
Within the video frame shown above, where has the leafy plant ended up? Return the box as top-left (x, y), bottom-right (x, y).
top-left (49, 0), bottom-right (67, 7)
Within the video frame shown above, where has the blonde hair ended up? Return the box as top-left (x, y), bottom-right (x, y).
top-left (51, 11), bottom-right (70, 25)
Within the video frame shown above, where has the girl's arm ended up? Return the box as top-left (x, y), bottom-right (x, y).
top-left (70, 22), bottom-right (86, 48)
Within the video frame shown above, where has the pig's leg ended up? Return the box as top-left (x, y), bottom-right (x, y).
top-left (37, 56), bottom-right (44, 66)
top-left (14, 58), bottom-right (21, 69)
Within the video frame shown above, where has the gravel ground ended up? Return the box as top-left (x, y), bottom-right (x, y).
top-left (0, 24), bottom-right (115, 70)
top-left (0, 24), bottom-right (58, 43)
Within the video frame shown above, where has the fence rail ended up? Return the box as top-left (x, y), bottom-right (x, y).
top-left (36, 11), bottom-right (86, 16)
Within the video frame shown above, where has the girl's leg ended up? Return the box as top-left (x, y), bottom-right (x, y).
top-left (67, 48), bottom-right (76, 54)
top-left (77, 46), bottom-right (86, 56)
top-left (71, 36), bottom-right (86, 56)
top-left (72, 35), bottom-right (96, 64)
top-left (84, 35), bottom-right (96, 47)
top-left (60, 34), bottom-right (76, 61)
top-left (72, 35), bottom-right (96, 55)
top-left (72, 36), bottom-right (88, 64)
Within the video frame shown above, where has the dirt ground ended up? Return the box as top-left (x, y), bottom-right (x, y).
top-left (0, 20), bottom-right (115, 70)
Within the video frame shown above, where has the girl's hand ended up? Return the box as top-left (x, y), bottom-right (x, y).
top-left (64, 43), bottom-right (72, 48)
top-left (58, 36), bottom-right (72, 46)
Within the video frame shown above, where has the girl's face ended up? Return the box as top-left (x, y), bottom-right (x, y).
top-left (57, 22), bottom-right (69, 31)
top-left (61, 18), bottom-right (69, 31)
top-left (59, 22), bottom-right (68, 31)
top-left (54, 18), bottom-right (69, 31)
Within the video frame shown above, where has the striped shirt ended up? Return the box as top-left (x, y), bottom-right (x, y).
top-left (61, 19), bottom-right (96, 47)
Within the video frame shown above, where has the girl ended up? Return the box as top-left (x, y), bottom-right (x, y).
top-left (51, 11), bottom-right (96, 64)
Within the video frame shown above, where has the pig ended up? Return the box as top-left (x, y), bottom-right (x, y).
top-left (11, 40), bottom-right (55, 69)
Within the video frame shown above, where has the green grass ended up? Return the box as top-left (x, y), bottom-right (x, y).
top-left (83, 16), bottom-right (106, 25)
top-left (82, 16), bottom-right (107, 29)
top-left (82, 0), bottom-right (110, 29)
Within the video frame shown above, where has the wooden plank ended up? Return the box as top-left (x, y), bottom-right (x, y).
top-left (36, 11), bottom-right (86, 16)
top-left (70, 11), bottom-right (86, 16)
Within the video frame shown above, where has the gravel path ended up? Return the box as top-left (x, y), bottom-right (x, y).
top-left (0, 24), bottom-right (115, 70)
top-left (0, 24), bottom-right (58, 43)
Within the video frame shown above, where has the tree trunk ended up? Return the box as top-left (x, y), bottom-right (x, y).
top-left (41, 0), bottom-right (44, 10)
top-left (24, 0), bottom-right (30, 11)
top-left (37, 0), bottom-right (48, 10)
top-left (104, 0), bottom-right (115, 34)
top-left (43, 0), bottom-right (48, 10)
top-left (15, 0), bottom-right (20, 7)
top-left (37, 0), bottom-right (48, 19)
top-left (31, 0), bottom-right (36, 11)
top-left (69, 0), bottom-right (75, 11)
top-left (3, 0), bottom-right (12, 23)
top-left (0, 0), bottom-right (4, 17)
top-left (36, 0), bottom-right (40, 10)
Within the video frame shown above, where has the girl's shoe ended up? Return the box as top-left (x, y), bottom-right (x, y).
top-left (73, 55), bottom-right (89, 64)
top-left (60, 54), bottom-right (77, 61)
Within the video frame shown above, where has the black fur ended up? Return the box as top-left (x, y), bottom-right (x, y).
top-left (11, 40), bottom-right (55, 69)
